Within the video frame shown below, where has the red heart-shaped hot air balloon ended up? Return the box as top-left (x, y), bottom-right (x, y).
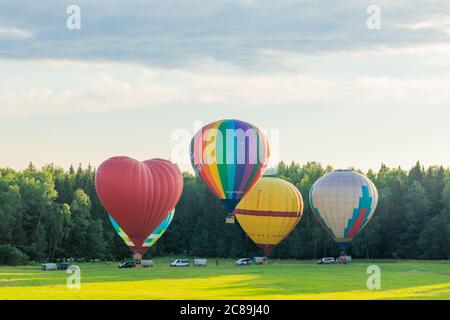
top-left (95, 156), bottom-right (183, 257)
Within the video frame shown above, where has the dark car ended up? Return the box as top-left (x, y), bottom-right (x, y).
top-left (57, 263), bottom-right (71, 270)
top-left (118, 261), bottom-right (136, 268)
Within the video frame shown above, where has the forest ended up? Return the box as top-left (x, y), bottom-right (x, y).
top-left (0, 161), bottom-right (449, 265)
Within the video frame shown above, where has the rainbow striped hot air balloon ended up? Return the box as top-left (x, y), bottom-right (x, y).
top-left (235, 177), bottom-right (303, 256)
top-left (190, 119), bottom-right (270, 222)
top-left (309, 170), bottom-right (378, 252)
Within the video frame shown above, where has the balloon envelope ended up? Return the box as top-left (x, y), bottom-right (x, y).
top-left (235, 177), bottom-right (303, 255)
top-left (309, 170), bottom-right (378, 250)
top-left (190, 119), bottom-right (270, 213)
top-left (95, 156), bottom-right (183, 255)
top-left (109, 209), bottom-right (175, 251)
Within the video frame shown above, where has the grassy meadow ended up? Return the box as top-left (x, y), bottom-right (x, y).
top-left (0, 259), bottom-right (449, 300)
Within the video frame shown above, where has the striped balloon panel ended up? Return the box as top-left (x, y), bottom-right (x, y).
top-left (190, 119), bottom-right (270, 203)
top-left (109, 214), bottom-right (134, 247)
top-left (309, 170), bottom-right (378, 246)
top-left (143, 209), bottom-right (175, 247)
top-left (109, 209), bottom-right (175, 250)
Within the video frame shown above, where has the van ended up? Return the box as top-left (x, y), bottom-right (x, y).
top-left (141, 260), bottom-right (154, 268)
top-left (41, 263), bottom-right (57, 271)
top-left (252, 257), bottom-right (268, 265)
top-left (170, 259), bottom-right (190, 267)
top-left (193, 259), bottom-right (207, 266)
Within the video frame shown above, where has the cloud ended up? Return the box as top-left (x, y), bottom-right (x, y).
top-left (0, 27), bottom-right (33, 39)
top-left (0, 1), bottom-right (450, 67)
top-left (1, 1), bottom-right (449, 117)
top-left (2, 56), bottom-right (450, 116)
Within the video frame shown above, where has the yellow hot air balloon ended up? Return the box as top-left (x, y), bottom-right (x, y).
top-left (234, 177), bottom-right (304, 256)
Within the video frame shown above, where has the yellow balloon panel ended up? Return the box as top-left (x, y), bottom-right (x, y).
top-left (235, 177), bottom-right (303, 253)
top-left (235, 215), bottom-right (300, 245)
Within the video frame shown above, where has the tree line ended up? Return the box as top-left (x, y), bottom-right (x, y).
top-left (0, 161), bottom-right (449, 265)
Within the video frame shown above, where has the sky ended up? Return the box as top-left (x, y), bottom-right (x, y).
top-left (1, 0), bottom-right (450, 173)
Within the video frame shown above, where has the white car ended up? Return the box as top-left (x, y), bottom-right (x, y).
top-left (235, 258), bottom-right (252, 266)
top-left (170, 259), bottom-right (190, 267)
top-left (317, 257), bottom-right (336, 264)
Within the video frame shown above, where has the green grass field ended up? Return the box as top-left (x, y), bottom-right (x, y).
top-left (0, 259), bottom-right (449, 300)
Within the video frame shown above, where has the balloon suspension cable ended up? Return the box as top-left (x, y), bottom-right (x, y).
top-left (133, 253), bottom-right (142, 265)
top-left (260, 244), bottom-right (274, 257)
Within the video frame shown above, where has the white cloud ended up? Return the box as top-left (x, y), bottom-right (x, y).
top-left (1, 1), bottom-right (450, 66)
top-left (0, 27), bottom-right (33, 39)
top-left (400, 16), bottom-right (450, 34)
top-left (1, 53), bottom-right (450, 117)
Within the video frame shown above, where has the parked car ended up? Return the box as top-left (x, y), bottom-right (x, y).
top-left (170, 259), bottom-right (190, 267)
top-left (118, 261), bottom-right (136, 268)
top-left (252, 257), bottom-right (268, 265)
top-left (141, 260), bottom-right (154, 268)
top-left (193, 259), bottom-right (207, 267)
top-left (57, 263), bottom-right (71, 270)
top-left (317, 257), bottom-right (336, 264)
top-left (235, 258), bottom-right (252, 266)
top-left (41, 263), bottom-right (57, 271)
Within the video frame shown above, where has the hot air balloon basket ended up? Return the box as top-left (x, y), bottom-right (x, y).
top-left (225, 214), bottom-right (235, 224)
